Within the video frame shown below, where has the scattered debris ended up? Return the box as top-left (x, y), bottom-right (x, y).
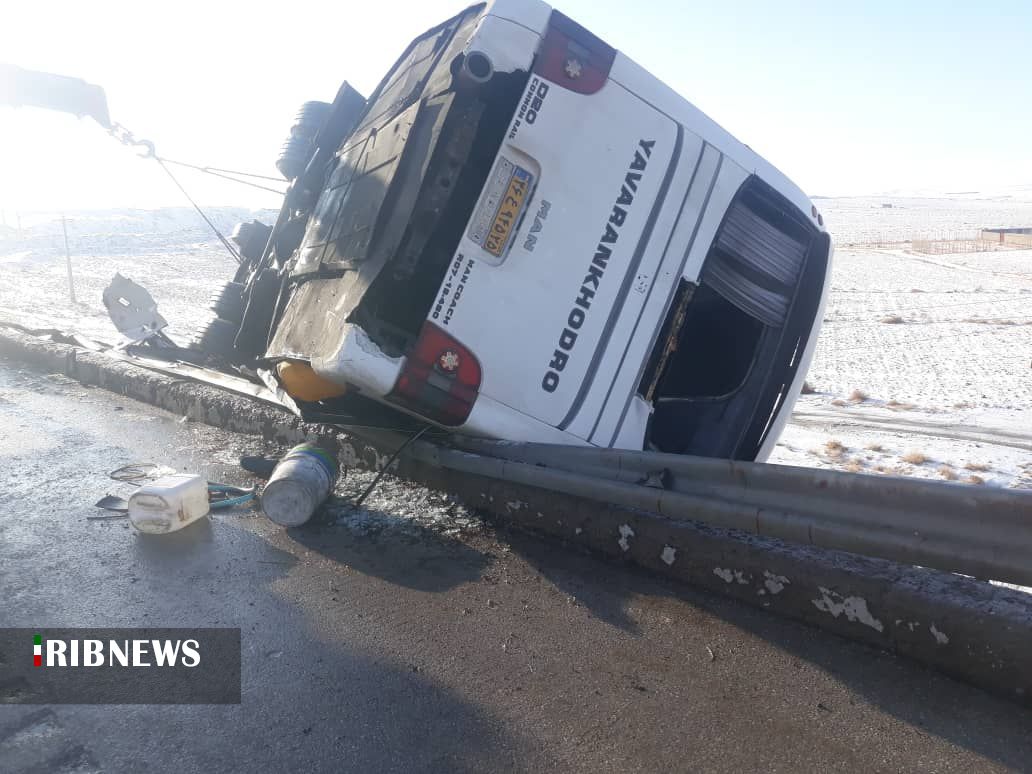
top-left (101, 273), bottom-right (169, 343)
top-left (129, 473), bottom-right (210, 534)
top-left (94, 494), bottom-right (129, 513)
top-left (96, 463), bottom-right (254, 529)
top-left (240, 455), bottom-right (280, 479)
top-left (352, 426), bottom-right (429, 508)
top-left (261, 443), bottom-right (340, 527)
top-left (109, 462), bottom-right (175, 484)
top-left (207, 482), bottom-right (256, 510)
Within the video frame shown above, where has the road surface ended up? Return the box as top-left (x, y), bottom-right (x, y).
top-left (1, 360), bottom-right (1031, 773)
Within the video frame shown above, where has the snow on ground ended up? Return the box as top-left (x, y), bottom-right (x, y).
top-left (768, 196), bottom-right (1032, 489)
top-left (1, 198), bottom-right (1029, 488)
top-left (0, 207), bottom-right (273, 341)
top-left (816, 194), bottom-right (1032, 244)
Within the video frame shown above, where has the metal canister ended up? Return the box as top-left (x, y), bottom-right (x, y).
top-left (260, 443), bottom-right (339, 526)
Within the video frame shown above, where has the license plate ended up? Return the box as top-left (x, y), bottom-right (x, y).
top-left (468, 158), bottom-right (533, 258)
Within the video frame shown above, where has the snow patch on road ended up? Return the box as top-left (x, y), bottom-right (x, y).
top-left (618, 524), bottom-right (634, 552)
top-left (763, 571), bottom-right (789, 595)
top-left (812, 586), bottom-right (885, 632)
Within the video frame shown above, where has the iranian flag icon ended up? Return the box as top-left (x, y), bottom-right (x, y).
top-left (33, 634), bottom-right (42, 667)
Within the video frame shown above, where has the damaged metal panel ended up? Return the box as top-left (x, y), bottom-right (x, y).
top-left (292, 101), bottom-right (421, 275)
top-left (266, 277), bottom-right (356, 361)
top-left (101, 274), bottom-right (168, 342)
top-left (267, 6), bottom-right (493, 365)
top-left (269, 97), bottom-right (454, 360)
top-left (324, 93), bottom-right (454, 272)
top-left (350, 6), bottom-right (484, 138)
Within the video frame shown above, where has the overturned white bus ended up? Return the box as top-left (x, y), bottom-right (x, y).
top-left (209, 0), bottom-right (833, 461)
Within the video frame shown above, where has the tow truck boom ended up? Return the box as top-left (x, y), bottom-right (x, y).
top-left (1, 63), bottom-right (111, 129)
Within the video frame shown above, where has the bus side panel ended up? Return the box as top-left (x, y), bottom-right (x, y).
top-left (587, 149), bottom-right (751, 448)
top-left (439, 74), bottom-right (680, 429)
top-left (606, 54), bottom-right (823, 235)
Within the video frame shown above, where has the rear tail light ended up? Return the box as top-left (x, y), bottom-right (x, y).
top-left (389, 323), bottom-right (481, 426)
top-left (534, 10), bottom-right (616, 95)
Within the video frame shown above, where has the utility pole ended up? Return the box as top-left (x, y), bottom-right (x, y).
top-left (62, 215), bottom-right (77, 304)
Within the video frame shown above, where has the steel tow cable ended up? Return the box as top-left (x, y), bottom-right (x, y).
top-left (106, 121), bottom-right (288, 264)
top-left (152, 155), bottom-right (243, 263)
top-left (157, 157), bottom-right (286, 195)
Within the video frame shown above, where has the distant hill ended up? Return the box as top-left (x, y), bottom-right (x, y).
top-left (0, 206), bottom-right (279, 238)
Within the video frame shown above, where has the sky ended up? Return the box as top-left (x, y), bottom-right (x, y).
top-left (1, 0), bottom-right (1030, 213)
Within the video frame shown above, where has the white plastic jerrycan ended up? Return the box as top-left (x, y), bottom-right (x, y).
top-left (128, 474), bottom-right (210, 534)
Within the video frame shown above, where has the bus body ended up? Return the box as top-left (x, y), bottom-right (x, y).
top-left (265, 0), bottom-right (833, 461)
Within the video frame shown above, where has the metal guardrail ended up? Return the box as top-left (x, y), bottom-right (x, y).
top-left (407, 438), bottom-right (1032, 588)
top-left (6, 321), bottom-right (1027, 588)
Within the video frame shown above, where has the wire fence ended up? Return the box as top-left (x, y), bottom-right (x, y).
top-left (839, 229), bottom-right (1032, 254)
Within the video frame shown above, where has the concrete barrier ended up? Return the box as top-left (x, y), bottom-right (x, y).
top-left (2, 326), bottom-right (1030, 705)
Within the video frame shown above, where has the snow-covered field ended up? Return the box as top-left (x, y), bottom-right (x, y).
top-left (771, 197), bottom-right (1032, 489)
top-left (816, 193), bottom-right (1032, 244)
top-left (1, 197), bottom-right (1029, 488)
top-left (0, 207), bottom-right (272, 341)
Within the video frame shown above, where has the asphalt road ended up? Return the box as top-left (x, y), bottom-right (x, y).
top-left (2, 360), bottom-right (1031, 773)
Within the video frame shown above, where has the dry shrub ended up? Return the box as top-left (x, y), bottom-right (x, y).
top-left (849, 389), bottom-right (868, 403)
top-left (865, 442), bottom-right (884, 452)
top-left (800, 380), bottom-right (816, 394)
top-left (874, 465), bottom-right (888, 474)
top-left (824, 439), bottom-right (846, 458)
top-left (966, 475), bottom-right (986, 485)
top-left (964, 462), bottom-right (990, 472)
top-left (880, 315), bottom-right (905, 324)
top-left (844, 458), bottom-right (864, 473)
top-left (830, 399), bottom-right (847, 407)
top-left (902, 451), bottom-right (928, 465)
top-left (953, 401), bottom-right (973, 409)
top-left (963, 317), bottom-right (1019, 325)
top-left (938, 465), bottom-right (957, 481)
top-left (886, 400), bottom-right (915, 411)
